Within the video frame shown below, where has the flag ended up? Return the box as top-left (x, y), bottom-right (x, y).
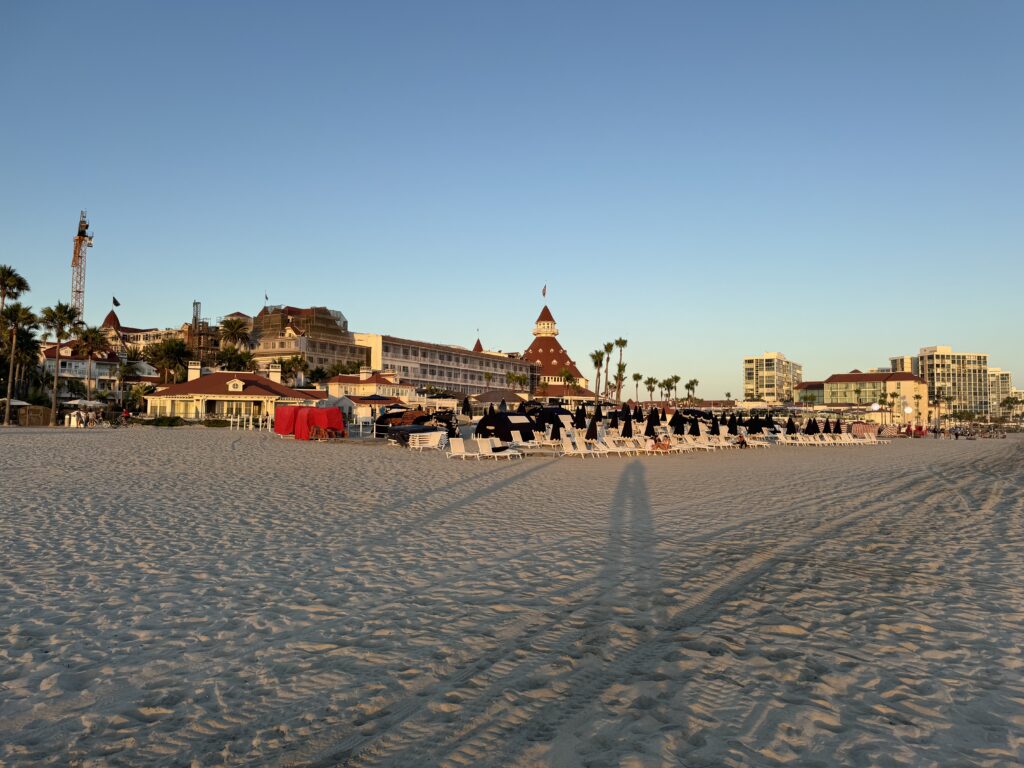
top-left (542, 284), bottom-right (547, 298)
top-left (264, 291), bottom-right (269, 302)
top-left (112, 296), bottom-right (120, 307)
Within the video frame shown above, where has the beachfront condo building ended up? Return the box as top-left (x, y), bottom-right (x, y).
top-left (250, 305), bottom-right (370, 376)
top-left (352, 333), bottom-right (539, 396)
top-left (988, 368), bottom-right (1013, 417)
top-left (890, 346), bottom-right (990, 416)
top-left (742, 352), bottom-right (803, 404)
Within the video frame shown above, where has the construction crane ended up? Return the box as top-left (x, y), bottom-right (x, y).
top-left (71, 211), bottom-right (93, 318)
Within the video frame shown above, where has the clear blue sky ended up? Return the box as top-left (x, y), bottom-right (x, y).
top-left (3, 1), bottom-right (1022, 397)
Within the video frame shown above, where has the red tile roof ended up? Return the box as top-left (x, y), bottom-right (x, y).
top-left (43, 343), bottom-right (120, 363)
top-left (796, 381), bottom-right (825, 389)
top-left (536, 305), bottom-right (555, 323)
top-left (343, 395), bottom-right (404, 405)
top-left (824, 372), bottom-right (924, 384)
top-left (523, 336), bottom-right (584, 379)
top-left (327, 373), bottom-right (406, 386)
top-left (148, 372), bottom-right (318, 400)
top-left (536, 384), bottom-right (595, 398)
top-left (472, 338), bottom-right (483, 352)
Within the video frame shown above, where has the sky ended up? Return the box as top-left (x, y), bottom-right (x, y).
top-left (2, 1), bottom-right (1022, 397)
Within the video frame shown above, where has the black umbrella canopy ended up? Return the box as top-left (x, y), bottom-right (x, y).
top-left (489, 403), bottom-right (496, 415)
top-left (619, 404), bottom-right (631, 420)
top-left (833, 418), bottom-right (843, 434)
top-left (644, 409), bottom-right (659, 437)
top-left (688, 415), bottom-right (701, 437)
top-left (621, 413), bottom-right (634, 438)
top-left (727, 413), bottom-right (739, 435)
top-left (585, 413), bottom-right (599, 441)
top-left (823, 418), bottom-right (832, 434)
top-left (805, 418), bottom-right (820, 435)
top-left (461, 397), bottom-right (472, 417)
top-left (574, 405), bottom-right (587, 429)
top-left (499, 398), bottom-right (508, 412)
top-left (765, 414), bottom-right (777, 431)
top-left (709, 414), bottom-right (721, 436)
top-left (785, 416), bottom-right (797, 435)
top-left (668, 410), bottom-right (684, 430)
top-left (660, 407), bottom-right (667, 422)
top-left (634, 405), bottom-right (644, 421)
top-left (609, 412), bottom-right (619, 429)
top-left (595, 403), bottom-right (604, 420)
top-left (748, 415), bottom-right (764, 434)
top-left (672, 415), bottom-right (687, 435)
top-left (549, 415), bottom-right (563, 440)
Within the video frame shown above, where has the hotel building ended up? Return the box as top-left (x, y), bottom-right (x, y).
top-left (742, 352), bottom-right (803, 405)
top-left (251, 305), bottom-right (370, 374)
top-left (823, 371), bottom-right (929, 424)
top-left (988, 368), bottom-right (1013, 417)
top-left (522, 306), bottom-right (593, 402)
top-left (890, 346), bottom-right (990, 416)
top-left (352, 333), bottom-right (539, 396)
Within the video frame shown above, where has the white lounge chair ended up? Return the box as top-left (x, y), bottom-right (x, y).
top-left (446, 437), bottom-right (476, 460)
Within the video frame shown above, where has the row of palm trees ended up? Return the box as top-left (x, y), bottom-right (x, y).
top-left (582, 336), bottom-right (700, 406)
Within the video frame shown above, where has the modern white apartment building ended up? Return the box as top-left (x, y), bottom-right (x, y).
top-left (742, 352), bottom-right (803, 404)
top-left (988, 368), bottom-right (1013, 417)
top-left (890, 346), bottom-right (990, 416)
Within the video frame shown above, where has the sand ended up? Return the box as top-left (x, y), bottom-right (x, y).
top-left (0, 428), bottom-right (1022, 767)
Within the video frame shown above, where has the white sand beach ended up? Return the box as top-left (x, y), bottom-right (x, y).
top-left (1, 429), bottom-right (1022, 767)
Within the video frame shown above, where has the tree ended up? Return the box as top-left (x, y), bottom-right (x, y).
top-left (0, 265), bottom-right (30, 320)
top-left (40, 302), bottom-right (83, 425)
top-left (115, 360), bottom-right (137, 403)
top-left (537, 381), bottom-right (549, 399)
top-left (308, 367), bottom-right (329, 384)
top-left (686, 378), bottom-right (699, 402)
top-left (853, 387), bottom-right (861, 405)
top-left (327, 360), bottom-right (361, 376)
top-left (145, 338), bottom-right (191, 384)
top-left (219, 317), bottom-right (251, 349)
top-left (590, 350), bottom-right (605, 405)
top-left (217, 346), bottom-right (257, 372)
top-left (644, 376), bottom-right (657, 403)
top-left (602, 342), bottom-right (614, 398)
top-left (560, 367), bottom-right (578, 396)
top-left (671, 375), bottom-right (681, 401)
top-left (3, 303), bottom-right (38, 426)
top-left (128, 382), bottom-right (155, 410)
top-left (913, 393), bottom-right (923, 423)
top-left (483, 371), bottom-right (493, 388)
top-left (888, 390), bottom-right (900, 423)
top-left (632, 372), bottom-right (642, 403)
top-left (614, 338), bottom-right (627, 400)
top-left (76, 325), bottom-right (111, 402)
top-left (725, 391), bottom-right (732, 401)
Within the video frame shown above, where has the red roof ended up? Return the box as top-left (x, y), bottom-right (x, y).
top-left (523, 336), bottom-right (584, 379)
top-left (536, 384), bottom-right (595, 398)
top-left (536, 305), bottom-right (555, 323)
top-left (148, 372), bottom-right (318, 400)
top-left (824, 372), bottom-right (924, 384)
top-left (43, 343), bottom-right (120, 363)
top-left (327, 373), bottom-right (407, 386)
top-left (101, 310), bottom-right (121, 329)
top-left (343, 395), bottom-right (403, 405)
top-left (472, 338), bottom-right (483, 352)
top-left (796, 381), bottom-right (825, 389)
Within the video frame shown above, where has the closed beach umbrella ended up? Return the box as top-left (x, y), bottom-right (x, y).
top-left (595, 403), bottom-right (604, 420)
top-left (833, 418), bottom-right (843, 434)
top-left (516, 401), bottom-right (526, 414)
top-left (609, 412), bottom-right (619, 430)
top-left (805, 418), bottom-right (820, 435)
top-left (727, 413), bottom-right (739, 436)
top-left (461, 397), bottom-right (472, 417)
top-left (709, 414), bottom-right (721, 436)
top-left (823, 418), bottom-right (832, 434)
top-left (585, 413), bottom-right (599, 441)
top-left (748, 415), bottom-right (763, 434)
top-left (671, 414), bottom-right (687, 435)
top-left (644, 409), bottom-right (659, 437)
top-left (634, 405), bottom-right (643, 422)
top-left (620, 404), bottom-right (631, 420)
top-left (765, 414), bottom-right (777, 431)
top-left (668, 410), bottom-right (684, 431)
top-left (489, 403), bottom-right (496, 415)
top-left (549, 416), bottom-right (562, 440)
top-left (621, 413), bottom-right (633, 438)
top-left (785, 416), bottom-right (797, 435)
top-left (574, 405), bottom-right (587, 429)
top-left (660, 407), bottom-right (667, 422)
top-left (688, 415), bottom-right (701, 436)
top-left (499, 398), bottom-right (507, 412)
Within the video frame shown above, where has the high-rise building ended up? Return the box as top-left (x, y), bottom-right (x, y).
top-left (988, 367), bottom-right (1013, 418)
top-left (742, 352), bottom-right (802, 404)
top-left (891, 346), bottom-right (990, 416)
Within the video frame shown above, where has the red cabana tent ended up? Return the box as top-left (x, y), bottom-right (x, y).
top-left (275, 406), bottom-right (345, 440)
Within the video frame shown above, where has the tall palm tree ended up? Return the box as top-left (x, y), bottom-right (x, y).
top-left (145, 338), bottom-right (190, 384)
top-left (913, 393), bottom-right (923, 423)
top-left (853, 387), bottom-right (861, 405)
top-left (483, 371), bottom-right (493, 388)
top-left (632, 372), bottom-right (642, 403)
top-left (0, 265), bottom-right (30, 319)
top-left (687, 378), bottom-right (699, 402)
top-left (3, 303), bottom-right (38, 426)
top-left (725, 391), bottom-right (732, 401)
top-left (614, 338), bottom-right (627, 399)
top-left (888, 390), bottom-right (900, 423)
top-left (219, 317), bottom-right (251, 349)
top-left (590, 350), bottom-right (605, 405)
top-left (644, 376), bottom-right (657, 403)
top-left (40, 302), bottom-right (83, 425)
top-left (671, 375), bottom-right (681, 401)
top-left (76, 325), bottom-right (110, 402)
top-left (115, 360), bottom-right (137, 404)
top-left (602, 342), bottom-right (614, 398)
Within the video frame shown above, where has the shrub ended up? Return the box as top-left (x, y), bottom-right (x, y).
top-left (203, 419), bottom-right (230, 428)
top-left (151, 416), bottom-right (186, 427)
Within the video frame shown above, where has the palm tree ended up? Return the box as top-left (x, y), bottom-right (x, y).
top-left (686, 378), bottom-right (699, 402)
top-left (145, 338), bottom-right (191, 384)
top-left (483, 371), bottom-right (493, 388)
top-left (0, 265), bottom-right (30, 319)
top-left (853, 387), bottom-right (862, 405)
top-left (115, 360), bottom-right (137, 404)
top-left (644, 376), bottom-right (657, 403)
top-left (632, 372), bottom-right (642, 403)
top-left (217, 346), bottom-right (256, 372)
top-left (590, 350), bottom-right (605, 405)
top-left (40, 302), bottom-right (83, 425)
top-left (219, 317), bottom-right (252, 349)
top-left (560, 367), bottom-right (579, 397)
top-left (76, 325), bottom-right (110, 402)
top-left (614, 338), bottom-right (627, 399)
top-left (537, 381), bottom-right (548, 399)
top-left (913, 393), bottom-right (923, 423)
top-left (602, 342), bottom-right (614, 398)
top-left (725, 391), bottom-right (732, 401)
top-left (128, 382), bottom-right (155, 411)
top-left (888, 390), bottom-right (900, 423)
top-left (3, 303), bottom-right (38, 425)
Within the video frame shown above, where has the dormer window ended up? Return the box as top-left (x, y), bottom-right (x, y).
top-left (227, 378), bottom-right (245, 392)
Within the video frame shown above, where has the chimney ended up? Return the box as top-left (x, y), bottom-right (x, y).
top-left (268, 363), bottom-right (282, 384)
top-left (359, 366), bottom-right (373, 381)
top-left (187, 361), bottom-right (202, 382)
